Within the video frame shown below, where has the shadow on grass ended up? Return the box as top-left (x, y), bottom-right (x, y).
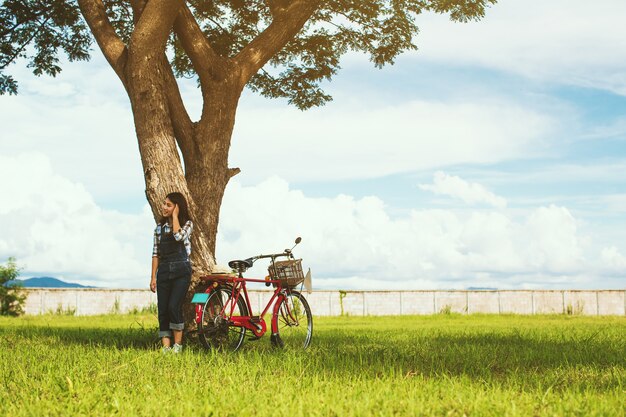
top-left (301, 329), bottom-right (626, 388)
top-left (0, 321), bottom-right (161, 350)
top-left (3, 319), bottom-right (625, 387)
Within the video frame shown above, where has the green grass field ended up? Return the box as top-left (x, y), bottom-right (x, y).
top-left (0, 313), bottom-right (624, 416)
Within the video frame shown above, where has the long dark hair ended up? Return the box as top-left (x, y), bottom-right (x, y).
top-left (160, 192), bottom-right (191, 227)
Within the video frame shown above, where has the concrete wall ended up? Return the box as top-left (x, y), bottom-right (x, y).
top-left (21, 288), bottom-right (626, 316)
top-left (23, 288), bottom-right (158, 315)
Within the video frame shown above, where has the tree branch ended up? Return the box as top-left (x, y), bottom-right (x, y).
top-left (159, 53), bottom-right (195, 162)
top-left (228, 167), bottom-right (241, 178)
top-left (235, 0), bottom-right (321, 85)
top-left (128, 0), bottom-right (181, 57)
top-left (265, 0), bottom-right (290, 18)
top-left (129, 0), bottom-right (147, 24)
top-left (125, 1), bottom-right (195, 171)
top-left (173, 3), bottom-right (227, 86)
top-left (77, 0), bottom-right (127, 82)
top-left (0, 16), bottom-right (51, 70)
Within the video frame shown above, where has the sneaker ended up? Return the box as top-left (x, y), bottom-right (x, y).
top-left (161, 346), bottom-right (172, 354)
top-left (172, 343), bottom-right (183, 354)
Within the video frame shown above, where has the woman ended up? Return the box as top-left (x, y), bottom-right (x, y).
top-left (150, 192), bottom-right (193, 354)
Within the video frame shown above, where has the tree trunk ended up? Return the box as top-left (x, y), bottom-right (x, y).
top-left (186, 79), bottom-right (244, 256)
top-left (181, 79), bottom-right (244, 326)
top-left (123, 49), bottom-right (244, 329)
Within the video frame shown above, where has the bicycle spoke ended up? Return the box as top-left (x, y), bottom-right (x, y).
top-left (273, 291), bottom-right (312, 349)
top-left (198, 287), bottom-right (249, 352)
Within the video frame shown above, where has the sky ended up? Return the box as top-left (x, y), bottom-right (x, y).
top-left (1, 0), bottom-right (625, 290)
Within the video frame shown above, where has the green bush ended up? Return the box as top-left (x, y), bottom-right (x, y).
top-left (0, 257), bottom-right (26, 316)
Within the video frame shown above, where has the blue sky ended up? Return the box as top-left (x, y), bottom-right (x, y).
top-left (1, 0), bottom-right (625, 289)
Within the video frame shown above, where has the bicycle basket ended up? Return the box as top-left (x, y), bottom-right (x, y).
top-left (268, 259), bottom-right (304, 288)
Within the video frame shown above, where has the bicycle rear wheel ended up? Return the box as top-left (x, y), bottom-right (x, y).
top-left (271, 290), bottom-right (312, 349)
top-left (198, 287), bottom-right (248, 352)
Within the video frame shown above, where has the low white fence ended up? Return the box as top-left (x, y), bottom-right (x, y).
top-left (22, 288), bottom-right (626, 316)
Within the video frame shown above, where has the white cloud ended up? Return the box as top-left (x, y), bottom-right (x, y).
top-left (581, 117), bottom-right (626, 141)
top-left (416, 0), bottom-right (626, 95)
top-left (0, 153), bottom-right (153, 287)
top-left (600, 246), bottom-right (626, 271)
top-left (0, 55), bottom-right (144, 208)
top-left (524, 205), bottom-right (583, 272)
top-left (216, 176), bottom-right (623, 289)
top-left (1, 55), bottom-right (558, 200)
top-left (597, 248), bottom-right (626, 289)
top-left (1, 154), bottom-right (622, 289)
top-left (231, 98), bottom-right (555, 182)
top-left (419, 171), bottom-right (507, 208)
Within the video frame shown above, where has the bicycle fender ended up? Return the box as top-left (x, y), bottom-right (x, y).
top-left (193, 288), bottom-right (214, 324)
top-left (270, 293), bottom-right (286, 334)
top-left (194, 304), bottom-right (203, 324)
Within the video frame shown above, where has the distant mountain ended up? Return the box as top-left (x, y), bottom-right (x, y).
top-left (6, 277), bottom-right (95, 288)
top-left (466, 287), bottom-right (498, 291)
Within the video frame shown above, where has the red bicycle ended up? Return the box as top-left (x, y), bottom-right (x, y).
top-left (191, 237), bottom-right (312, 351)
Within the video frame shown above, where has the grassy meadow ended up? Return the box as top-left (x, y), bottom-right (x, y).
top-left (0, 313), bottom-right (624, 416)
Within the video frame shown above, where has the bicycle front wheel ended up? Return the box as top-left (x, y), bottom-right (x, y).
top-left (272, 290), bottom-right (313, 349)
top-left (198, 287), bottom-right (248, 352)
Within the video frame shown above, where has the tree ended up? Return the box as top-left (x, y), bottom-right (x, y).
top-left (0, 257), bottom-right (26, 316)
top-left (1, 0), bottom-right (496, 292)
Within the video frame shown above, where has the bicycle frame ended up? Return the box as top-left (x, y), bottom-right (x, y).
top-left (194, 274), bottom-right (292, 338)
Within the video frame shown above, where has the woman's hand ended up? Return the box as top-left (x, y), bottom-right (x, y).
top-left (172, 203), bottom-right (180, 218)
top-left (150, 277), bottom-right (156, 293)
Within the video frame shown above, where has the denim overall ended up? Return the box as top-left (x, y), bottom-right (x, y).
top-left (156, 228), bottom-right (192, 338)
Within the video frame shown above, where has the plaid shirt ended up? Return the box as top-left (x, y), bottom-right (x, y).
top-left (152, 220), bottom-right (193, 258)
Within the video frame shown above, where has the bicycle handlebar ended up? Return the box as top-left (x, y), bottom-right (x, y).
top-left (245, 237), bottom-right (302, 265)
top-left (247, 251), bottom-right (292, 263)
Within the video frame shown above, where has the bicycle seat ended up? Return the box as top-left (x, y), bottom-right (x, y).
top-left (228, 259), bottom-right (253, 272)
